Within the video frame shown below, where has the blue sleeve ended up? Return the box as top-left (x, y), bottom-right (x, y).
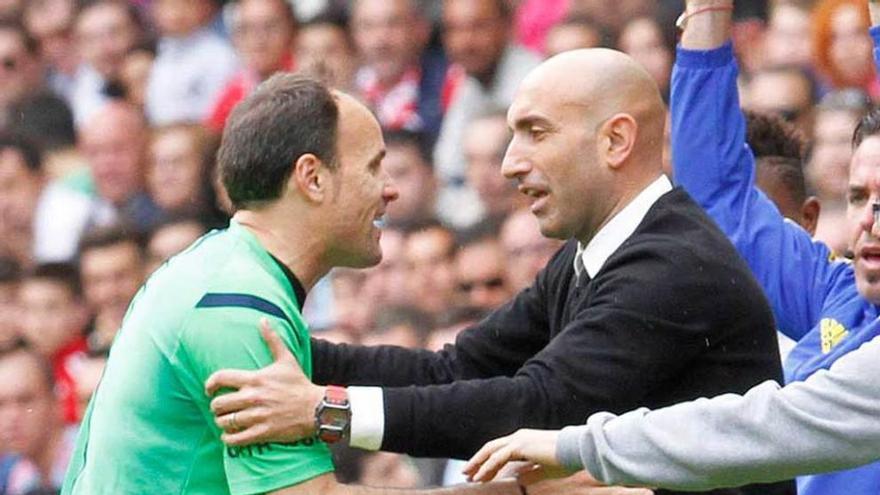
top-left (872, 26), bottom-right (880, 71)
top-left (671, 42), bottom-right (843, 340)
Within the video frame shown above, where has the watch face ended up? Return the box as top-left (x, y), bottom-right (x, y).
top-left (319, 406), bottom-right (349, 426)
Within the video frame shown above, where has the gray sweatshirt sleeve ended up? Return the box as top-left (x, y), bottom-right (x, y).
top-left (556, 335), bottom-right (880, 491)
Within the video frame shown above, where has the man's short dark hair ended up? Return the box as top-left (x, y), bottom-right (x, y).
top-left (218, 73), bottom-right (339, 209)
top-left (745, 110), bottom-right (805, 162)
top-left (853, 108), bottom-right (880, 149)
top-left (746, 111), bottom-right (809, 204)
top-left (78, 224), bottom-right (146, 258)
top-left (26, 262), bottom-right (82, 299)
top-left (11, 93), bottom-right (77, 152)
top-left (384, 130), bottom-right (433, 167)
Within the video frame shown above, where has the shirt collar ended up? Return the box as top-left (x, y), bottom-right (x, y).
top-left (574, 175), bottom-right (672, 279)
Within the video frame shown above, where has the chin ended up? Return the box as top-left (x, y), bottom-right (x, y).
top-left (855, 272), bottom-right (880, 306)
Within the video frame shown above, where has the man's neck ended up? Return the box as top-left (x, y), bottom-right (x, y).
top-left (233, 210), bottom-right (327, 291)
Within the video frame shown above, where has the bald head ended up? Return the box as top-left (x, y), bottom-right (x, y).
top-left (80, 102), bottom-right (147, 205)
top-left (503, 48), bottom-right (668, 243)
top-left (518, 48), bottom-right (666, 165)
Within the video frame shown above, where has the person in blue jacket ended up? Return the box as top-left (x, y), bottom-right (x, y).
top-left (668, 1), bottom-right (880, 494)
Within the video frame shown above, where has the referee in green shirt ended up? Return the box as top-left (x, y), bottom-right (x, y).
top-left (61, 75), bottom-right (532, 495)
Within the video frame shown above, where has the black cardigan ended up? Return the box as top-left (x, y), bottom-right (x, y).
top-left (312, 188), bottom-right (792, 494)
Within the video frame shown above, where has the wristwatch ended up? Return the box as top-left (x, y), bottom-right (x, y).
top-left (315, 385), bottom-right (351, 443)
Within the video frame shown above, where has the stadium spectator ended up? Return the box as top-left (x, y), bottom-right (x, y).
top-left (294, 12), bottom-right (356, 91)
top-left (18, 263), bottom-right (89, 424)
top-left (70, 0), bottom-right (142, 125)
top-left (145, 0), bottom-right (238, 124)
top-left (351, 0), bottom-right (446, 139)
top-left (382, 131), bottom-right (438, 230)
top-left (206, 0), bottom-right (297, 134)
top-left (453, 227), bottom-right (511, 311)
top-left (617, 16), bottom-right (672, 100)
top-left (117, 41), bottom-right (156, 110)
top-left (543, 14), bottom-right (607, 58)
top-left (746, 111), bottom-right (821, 235)
top-left (205, 46), bottom-right (792, 495)
top-left (762, 1), bottom-right (813, 69)
top-left (77, 225), bottom-right (145, 354)
top-left (0, 134), bottom-right (43, 267)
top-left (807, 88), bottom-right (871, 204)
top-left (79, 101), bottom-right (163, 232)
top-left (146, 123), bottom-right (223, 225)
top-left (360, 226), bottom-right (409, 309)
top-left (499, 208), bottom-right (561, 292)
top-left (402, 223), bottom-right (457, 316)
top-left (812, 0), bottom-right (878, 98)
top-left (0, 344), bottom-right (77, 494)
top-left (0, 20), bottom-right (46, 130)
top-left (145, 216), bottom-right (207, 273)
top-left (743, 66), bottom-right (815, 133)
top-left (433, 0), bottom-right (540, 207)
top-left (462, 109), bottom-right (522, 227)
top-left (361, 305), bottom-right (432, 348)
top-left (22, 0), bottom-right (80, 101)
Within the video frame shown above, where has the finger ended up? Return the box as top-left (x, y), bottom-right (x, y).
top-left (210, 388), bottom-right (258, 416)
top-left (220, 423), bottom-right (271, 447)
top-left (259, 318), bottom-right (292, 362)
top-left (472, 445), bottom-right (517, 483)
top-left (463, 438), bottom-right (506, 479)
top-left (205, 368), bottom-right (258, 396)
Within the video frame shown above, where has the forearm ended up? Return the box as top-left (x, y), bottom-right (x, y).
top-left (679, 1), bottom-right (733, 50)
top-left (312, 339), bottom-right (462, 387)
top-left (558, 336), bottom-right (880, 490)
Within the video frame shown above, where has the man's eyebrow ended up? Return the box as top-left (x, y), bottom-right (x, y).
top-left (512, 115), bottom-right (554, 130)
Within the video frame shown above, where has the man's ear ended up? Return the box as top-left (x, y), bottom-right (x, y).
top-left (801, 196), bottom-right (821, 237)
top-left (598, 113), bottom-right (638, 169)
top-left (288, 153), bottom-right (328, 202)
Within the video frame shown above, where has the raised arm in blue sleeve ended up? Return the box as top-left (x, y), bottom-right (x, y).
top-left (670, 42), bottom-right (850, 340)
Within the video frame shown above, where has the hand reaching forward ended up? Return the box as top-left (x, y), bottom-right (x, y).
top-left (463, 429), bottom-right (652, 495)
top-left (204, 319), bottom-right (325, 445)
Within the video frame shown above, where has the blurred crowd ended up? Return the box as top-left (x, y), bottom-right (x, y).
top-left (0, 0), bottom-right (874, 493)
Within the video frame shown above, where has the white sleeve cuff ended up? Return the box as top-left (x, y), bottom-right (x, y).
top-left (347, 386), bottom-right (384, 451)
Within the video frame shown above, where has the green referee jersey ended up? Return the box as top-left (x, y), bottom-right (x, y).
top-left (62, 220), bottom-right (334, 495)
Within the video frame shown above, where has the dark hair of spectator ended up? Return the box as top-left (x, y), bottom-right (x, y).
top-left (0, 19), bottom-right (38, 54)
top-left (384, 129), bottom-right (433, 167)
top-left (373, 304), bottom-right (433, 344)
top-left (0, 340), bottom-right (56, 390)
top-left (148, 214), bottom-right (207, 242)
top-left (853, 108), bottom-right (880, 149)
top-left (218, 73), bottom-right (340, 209)
top-left (0, 258), bottom-right (21, 285)
top-left (26, 262), bottom-right (83, 299)
top-left (78, 224), bottom-right (146, 258)
top-left (455, 217), bottom-right (504, 248)
top-left (0, 132), bottom-right (42, 173)
top-left (746, 111), bottom-right (809, 205)
top-left (10, 94), bottom-right (77, 151)
top-left (745, 110), bottom-right (806, 162)
top-left (433, 305), bottom-right (488, 330)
